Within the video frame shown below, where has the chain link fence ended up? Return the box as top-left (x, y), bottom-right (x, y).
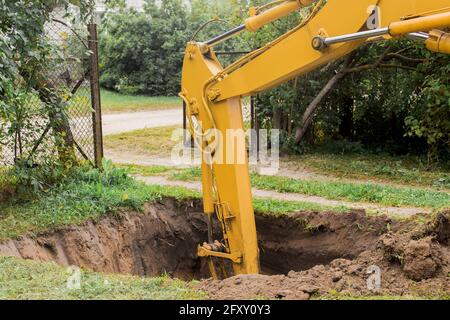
top-left (0, 11), bottom-right (103, 167)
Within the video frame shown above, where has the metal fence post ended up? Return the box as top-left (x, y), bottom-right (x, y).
top-left (88, 23), bottom-right (104, 168)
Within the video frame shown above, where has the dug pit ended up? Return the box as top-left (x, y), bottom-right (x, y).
top-left (0, 198), bottom-right (449, 299)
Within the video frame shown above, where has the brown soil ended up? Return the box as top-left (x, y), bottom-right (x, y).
top-left (201, 211), bottom-right (450, 300)
top-left (0, 199), bottom-right (448, 299)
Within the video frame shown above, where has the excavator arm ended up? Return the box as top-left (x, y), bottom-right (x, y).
top-left (179, 0), bottom-right (450, 278)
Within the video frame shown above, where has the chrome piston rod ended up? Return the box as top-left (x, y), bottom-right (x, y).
top-left (313, 28), bottom-right (430, 50)
top-left (312, 27), bottom-right (389, 50)
top-left (205, 24), bottom-right (246, 47)
top-left (406, 32), bottom-right (430, 41)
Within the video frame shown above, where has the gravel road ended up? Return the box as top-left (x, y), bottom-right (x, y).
top-left (102, 109), bottom-right (183, 136)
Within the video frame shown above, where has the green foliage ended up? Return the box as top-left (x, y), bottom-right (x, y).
top-left (0, 0), bottom-right (94, 81)
top-left (405, 53), bottom-right (450, 161)
top-left (232, 1), bottom-right (450, 160)
top-left (98, 0), bottom-right (247, 95)
top-left (11, 158), bottom-right (74, 195)
top-left (99, 0), bottom-right (189, 95)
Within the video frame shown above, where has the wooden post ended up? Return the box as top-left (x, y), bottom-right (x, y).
top-left (88, 23), bottom-right (104, 168)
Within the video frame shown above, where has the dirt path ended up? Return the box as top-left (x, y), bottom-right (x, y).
top-left (102, 109), bottom-right (183, 136)
top-left (104, 150), bottom-right (184, 167)
top-left (136, 175), bottom-right (430, 217)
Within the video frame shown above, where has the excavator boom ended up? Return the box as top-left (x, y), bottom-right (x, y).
top-left (179, 0), bottom-right (450, 278)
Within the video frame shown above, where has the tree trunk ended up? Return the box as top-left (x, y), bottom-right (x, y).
top-left (272, 108), bottom-right (282, 129)
top-left (294, 71), bottom-right (346, 144)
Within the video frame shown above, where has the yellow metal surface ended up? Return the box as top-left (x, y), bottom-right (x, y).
top-left (426, 30), bottom-right (450, 54)
top-left (180, 0), bottom-right (450, 278)
top-left (245, 0), bottom-right (316, 32)
top-left (198, 246), bottom-right (242, 264)
top-left (181, 44), bottom-right (260, 276)
top-left (389, 11), bottom-right (450, 36)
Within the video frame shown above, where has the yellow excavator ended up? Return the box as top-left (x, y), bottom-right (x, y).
top-left (179, 0), bottom-right (450, 278)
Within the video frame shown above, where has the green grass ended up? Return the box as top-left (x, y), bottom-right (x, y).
top-left (250, 173), bottom-right (450, 209)
top-left (104, 125), bottom-right (182, 156)
top-left (0, 165), bottom-right (350, 240)
top-left (169, 167), bottom-right (202, 181)
top-left (120, 163), bottom-right (450, 209)
top-left (253, 198), bottom-right (349, 217)
top-left (118, 164), bottom-right (173, 176)
top-left (296, 153), bottom-right (450, 190)
top-left (100, 89), bottom-right (181, 113)
top-left (0, 167), bottom-right (198, 240)
top-left (103, 122), bottom-right (449, 190)
top-left (0, 256), bottom-right (204, 300)
top-left (155, 165), bottom-right (449, 209)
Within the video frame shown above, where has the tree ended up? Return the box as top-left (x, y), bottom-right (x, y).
top-left (98, 0), bottom-right (245, 95)
top-left (99, 0), bottom-right (189, 95)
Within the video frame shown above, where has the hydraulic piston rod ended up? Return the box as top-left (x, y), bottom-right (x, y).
top-left (205, 25), bottom-right (246, 47)
top-left (407, 32), bottom-right (430, 41)
top-left (312, 27), bottom-right (390, 49)
top-left (313, 11), bottom-right (450, 50)
top-left (204, 0), bottom-right (317, 48)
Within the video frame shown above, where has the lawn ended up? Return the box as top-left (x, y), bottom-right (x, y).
top-left (0, 164), bottom-right (349, 240)
top-left (249, 173), bottom-right (450, 209)
top-left (0, 169), bottom-right (196, 240)
top-left (295, 153), bottom-right (450, 190)
top-left (0, 256), bottom-right (204, 300)
top-left (104, 125), bottom-right (182, 157)
top-left (120, 164), bottom-right (450, 209)
top-left (100, 89), bottom-right (181, 113)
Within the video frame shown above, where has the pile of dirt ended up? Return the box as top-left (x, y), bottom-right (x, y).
top-left (200, 211), bottom-right (450, 300)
